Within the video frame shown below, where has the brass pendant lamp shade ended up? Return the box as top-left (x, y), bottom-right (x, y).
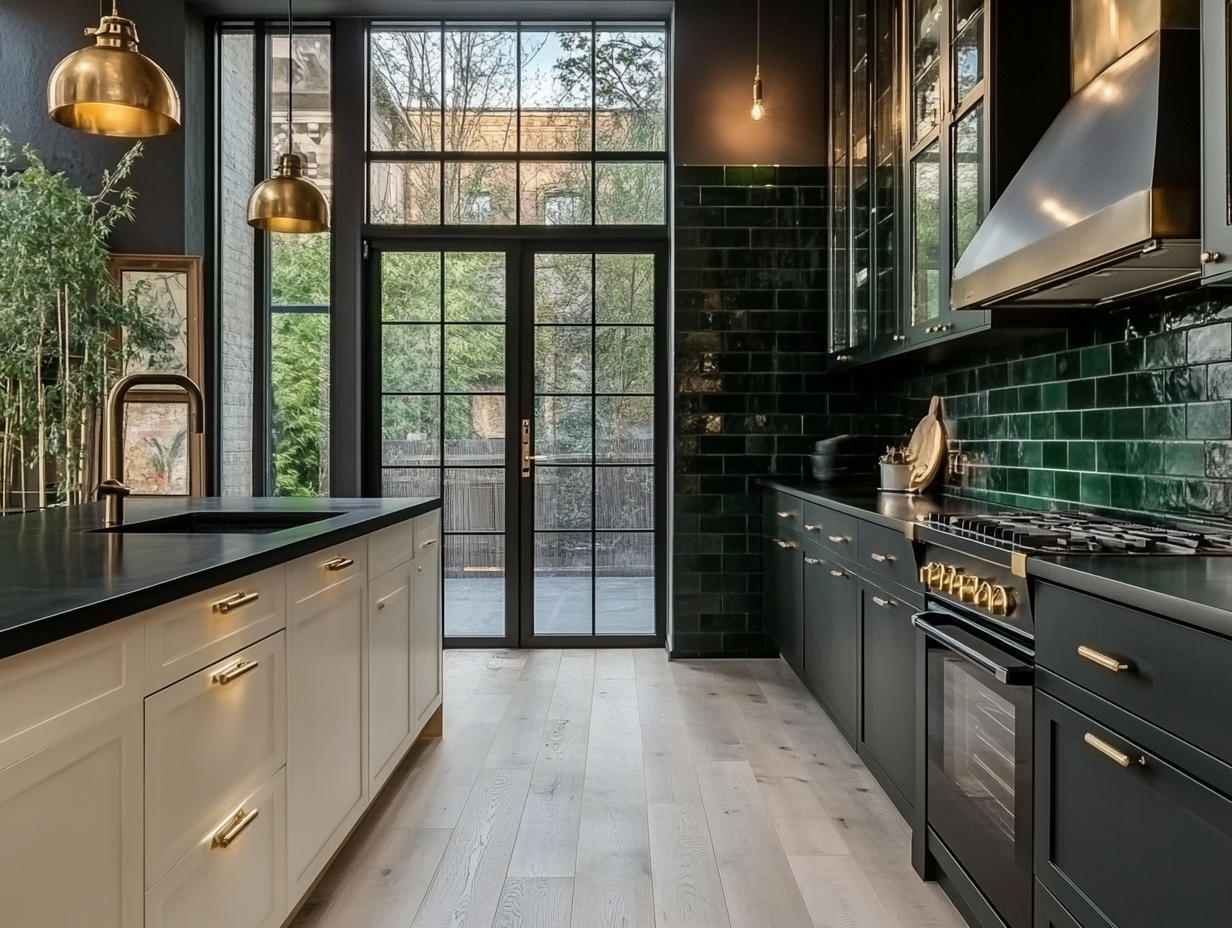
top-left (247, 153), bottom-right (330, 233)
top-left (246, 0), bottom-right (330, 234)
top-left (48, 3), bottom-right (181, 138)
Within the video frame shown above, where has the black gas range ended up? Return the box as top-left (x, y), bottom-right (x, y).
top-left (908, 508), bottom-right (1232, 928)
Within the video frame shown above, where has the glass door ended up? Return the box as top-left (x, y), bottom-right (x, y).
top-left (370, 242), bottom-right (665, 648)
top-left (520, 248), bottom-right (665, 647)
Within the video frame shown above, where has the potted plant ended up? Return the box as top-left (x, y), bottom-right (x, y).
top-left (0, 131), bottom-right (174, 510)
top-left (879, 444), bottom-right (913, 492)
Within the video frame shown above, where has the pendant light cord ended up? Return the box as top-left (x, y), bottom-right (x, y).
top-left (756, 0), bottom-right (761, 72)
top-left (287, 0), bottom-right (294, 147)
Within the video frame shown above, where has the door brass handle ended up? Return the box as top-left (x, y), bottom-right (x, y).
top-left (804, 556), bottom-right (822, 566)
top-left (828, 534), bottom-right (848, 544)
top-left (870, 553), bottom-right (894, 563)
top-left (521, 419), bottom-right (531, 478)
top-left (775, 539), bottom-right (797, 549)
top-left (212, 658), bottom-right (259, 686)
top-left (1077, 645), bottom-right (1130, 673)
top-left (804, 523), bottom-right (821, 532)
top-left (211, 591), bottom-right (259, 614)
top-left (1084, 732), bottom-right (1144, 769)
top-left (776, 510), bottom-right (795, 519)
top-left (872, 596), bottom-right (895, 609)
top-left (212, 807), bottom-right (259, 848)
top-left (830, 569), bottom-right (846, 579)
top-left (325, 556), bottom-right (354, 572)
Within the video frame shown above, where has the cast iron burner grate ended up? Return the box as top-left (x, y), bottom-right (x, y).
top-left (922, 511), bottom-right (1232, 555)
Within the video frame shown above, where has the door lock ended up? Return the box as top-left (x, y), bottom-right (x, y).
top-left (521, 419), bottom-right (531, 478)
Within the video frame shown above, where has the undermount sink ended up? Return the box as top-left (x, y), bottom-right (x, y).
top-left (90, 510), bottom-right (344, 535)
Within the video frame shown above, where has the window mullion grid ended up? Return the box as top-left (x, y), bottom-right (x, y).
top-left (439, 25), bottom-right (446, 226)
top-left (591, 23), bottom-right (598, 225)
top-left (516, 22), bottom-right (522, 227)
top-left (438, 251), bottom-right (446, 527)
top-left (590, 252), bottom-right (597, 635)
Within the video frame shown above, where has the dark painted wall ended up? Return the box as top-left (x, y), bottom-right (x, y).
top-left (673, 0), bottom-right (826, 165)
top-left (0, 0), bottom-right (190, 254)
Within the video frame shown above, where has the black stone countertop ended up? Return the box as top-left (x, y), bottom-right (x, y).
top-left (0, 496), bottom-right (440, 661)
top-left (760, 477), bottom-right (1232, 640)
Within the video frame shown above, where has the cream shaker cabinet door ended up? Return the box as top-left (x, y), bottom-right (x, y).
top-left (286, 541), bottom-right (368, 898)
top-left (368, 562), bottom-right (414, 793)
top-left (0, 701), bottom-right (144, 928)
top-left (145, 768), bottom-right (287, 928)
top-left (144, 631), bottom-right (286, 887)
top-left (413, 535), bottom-right (442, 729)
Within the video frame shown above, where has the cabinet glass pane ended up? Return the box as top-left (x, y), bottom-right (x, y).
top-left (830, 0), bottom-right (851, 353)
top-left (953, 1), bottom-right (984, 102)
top-left (850, 0), bottom-right (872, 350)
top-left (912, 141), bottom-right (942, 325)
top-left (912, 0), bottom-right (942, 144)
top-left (953, 101), bottom-right (986, 266)
top-left (873, 0), bottom-right (900, 345)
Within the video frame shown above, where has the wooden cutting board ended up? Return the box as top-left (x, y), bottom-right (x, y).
top-left (907, 396), bottom-right (947, 491)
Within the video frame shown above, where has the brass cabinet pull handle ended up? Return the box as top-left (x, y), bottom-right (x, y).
top-left (325, 556), bottom-right (354, 572)
top-left (420, 539), bottom-right (438, 549)
top-left (804, 555), bottom-right (822, 566)
top-left (1084, 732), bottom-right (1145, 769)
top-left (1078, 645), bottom-right (1130, 673)
top-left (212, 658), bottom-right (259, 686)
top-left (776, 510), bottom-right (794, 519)
top-left (212, 807), bottom-right (259, 848)
top-left (872, 596), bottom-right (894, 609)
top-left (830, 569), bottom-right (846, 579)
top-left (375, 589), bottom-right (402, 611)
top-left (828, 534), bottom-right (848, 544)
top-left (870, 553), bottom-right (893, 563)
top-left (804, 523), bottom-right (821, 532)
top-left (775, 539), bottom-right (797, 549)
top-left (212, 591), bottom-right (259, 614)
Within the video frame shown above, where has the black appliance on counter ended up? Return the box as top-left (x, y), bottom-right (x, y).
top-left (907, 510), bottom-right (1232, 928)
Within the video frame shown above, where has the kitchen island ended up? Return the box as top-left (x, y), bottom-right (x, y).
top-left (0, 496), bottom-right (442, 928)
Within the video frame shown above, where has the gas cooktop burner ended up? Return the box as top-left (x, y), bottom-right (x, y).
top-left (922, 511), bottom-right (1232, 555)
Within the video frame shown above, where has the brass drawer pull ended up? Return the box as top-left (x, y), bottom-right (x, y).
top-left (212, 807), bottom-right (259, 849)
top-left (804, 555), bottom-right (823, 566)
top-left (325, 556), bottom-right (354, 572)
top-left (804, 523), bottom-right (821, 532)
top-left (375, 588), bottom-right (404, 611)
top-left (775, 539), bottom-right (797, 550)
top-left (420, 539), bottom-right (438, 549)
top-left (1084, 732), bottom-right (1145, 769)
top-left (211, 591), bottom-right (259, 614)
top-left (212, 658), bottom-right (259, 686)
top-left (830, 569), bottom-right (846, 579)
top-left (776, 510), bottom-right (795, 519)
top-left (1078, 645), bottom-right (1130, 673)
top-left (870, 553), bottom-right (894, 563)
top-left (828, 534), bottom-right (848, 544)
top-left (872, 596), bottom-right (894, 609)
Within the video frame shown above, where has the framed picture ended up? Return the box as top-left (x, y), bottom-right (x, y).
top-left (109, 255), bottom-right (205, 497)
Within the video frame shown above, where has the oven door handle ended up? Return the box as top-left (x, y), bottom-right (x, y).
top-left (912, 613), bottom-right (1034, 686)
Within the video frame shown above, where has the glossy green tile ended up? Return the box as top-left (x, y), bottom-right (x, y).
top-left (1080, 345), bottom-right (1111, 378)
top-left (1145, 331), bottom-right (1187, 369)
top-left (1187, 401), bottom-right (1232, 440)
top-left (1030, 413), bottom-right (1055, 439)
top-left (1029, 469), bottom-right (1055, 499)
top-left (1055, 471), bottom-right (1081, 501)
top-left (1187, 322), bottom-right (1231, 364)
top-left (1020, 441), bottom-right (1043, 468)
top-left (1080, 473), bottom-right (1111, 507)
top-left (1095, 375), bottom-right (1127, 408)
top-left (1069, 441), bottom-right (1096, 470)
top-left (1110, 474), bottom-right (1145, 511)
top-left (1110, 339), bottom-right (1145, 374)
top-left (1164, 442), bottom-right (1206, 476)
top-left (1018, 384), bottom-right (1043, 412)
top-left (1042, 381), bottom-right (1068, 410)
top-left (1042, 441), bottom-right (1068, 469)
top-left (1143, 404), bottom-right (1186, 439)
top-left (1055, 411), bottom-right (1083, 439)
top-left (1209, 362), bottom-right (1232, 400)
top-left (1082, 409), bottom-right (1111, 440)
top-left (1097, 441), bottom-right (1127, 473)
top-left (1110, 407), bottom-right (1144, 439)
top-left (1068, 379), bottom-right (1096, 409)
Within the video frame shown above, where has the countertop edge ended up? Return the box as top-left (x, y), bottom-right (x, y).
top-left (756, 478), bottom-right (915, 532)
top-left (0, 498), bottom-right (441, 662)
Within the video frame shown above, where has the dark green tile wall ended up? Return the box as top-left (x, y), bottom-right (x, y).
top-left (673, 165), bottom-right (835, 658)
top-left (903, 297), bottom-right (1232, 519)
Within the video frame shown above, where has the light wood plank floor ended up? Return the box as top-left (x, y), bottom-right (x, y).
top-left (289, 650), bottom-right (966, 928)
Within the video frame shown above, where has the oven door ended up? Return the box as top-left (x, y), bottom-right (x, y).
top-left (913, 606), bottom-right (1034, 928)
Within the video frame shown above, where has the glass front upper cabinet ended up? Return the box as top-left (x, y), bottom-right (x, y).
top-left (904, 0), bottom-right (987, 341)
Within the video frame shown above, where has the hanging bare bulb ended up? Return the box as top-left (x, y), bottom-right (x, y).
top-left (751, 66), bottom-right (765, 121)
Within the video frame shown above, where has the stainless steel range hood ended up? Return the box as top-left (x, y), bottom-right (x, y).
top-left (951, 0), bottom-right (1201, 310)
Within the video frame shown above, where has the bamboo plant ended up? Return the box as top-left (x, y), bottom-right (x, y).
top-left (0, 131), bottom-right (174, 510)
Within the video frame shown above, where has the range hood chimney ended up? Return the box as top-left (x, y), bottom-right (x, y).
top-left (951, 0), bottom-right (1201, 310)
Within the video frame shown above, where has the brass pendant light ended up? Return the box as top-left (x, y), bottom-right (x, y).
top-left (247, 0), bottom-right (330, 234)
top-left (48, 2), bottom-right (181, 138)
top-left (751, 0), bottom-right (765, 121)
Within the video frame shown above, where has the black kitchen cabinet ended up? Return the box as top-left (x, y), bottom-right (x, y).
top-left (1202, 0), bottom-right (1232, 280)
top-left (764, 532), bottom-right (804, 675)
top-left (860, 585), bottom-right (917, 816)
top-left (1036, 691), bottom-right (1232, 928)
top-left (802, 545), bottom-right (859, 744)
top-left (1036, 882), bottom-right (1082, 928)
top-left (828, 0), bottom-right (1069, 367)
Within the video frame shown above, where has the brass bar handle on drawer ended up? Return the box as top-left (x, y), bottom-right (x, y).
top-left (828, 534), bottom-right (848, 544)
top-left (776, 510), bottom-right (795, 519)
top-left (421, 539), bottom-right (438, 549)
top-left (1084, 732), bottom-right (1145, 769)
top-left (325, 556), bottom-right (354, 572)
top-left (870, 553), bottom-right (894, 563)
top-left (804, 555), bottom-right (823, 566)
top-left (872, 596), bottom-right (894, 609)
top-left (775, 539), bottom-right (797, 549)
top-left (804, 523), bottom-right (821, 532)
top-left (211, 591), bottom-right (259, 614)
top-left (1078, 645), bottom-right (1130, 673)
top-left (212, 807), bottom-right (259, 849)
top-left (830, 569), bottom-right (846, 579)
top-left (212, 658), bottom-right (259, 686)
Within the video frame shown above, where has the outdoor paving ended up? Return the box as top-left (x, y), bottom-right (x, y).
top-left (444, 576), bottom-right (655, 637)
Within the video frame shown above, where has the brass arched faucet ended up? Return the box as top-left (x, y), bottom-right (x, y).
top-left (96, 373), bottom-right (205, 527)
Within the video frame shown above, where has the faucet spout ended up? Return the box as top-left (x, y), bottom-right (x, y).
top-left (98, 373), bottom-right (206, 527)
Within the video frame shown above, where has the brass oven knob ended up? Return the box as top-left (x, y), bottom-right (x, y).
top-left (958, 575), bottom-right (980, 603)
top-left (918, 562), bottom-right (943, 588)
top-left (976, 581), bottom-right (994, 608)
top-left (990, 585), bottom-right (1016, 617)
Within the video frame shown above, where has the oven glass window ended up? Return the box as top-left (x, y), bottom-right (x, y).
top-left (943, 655), bottom-right (1016, 839)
